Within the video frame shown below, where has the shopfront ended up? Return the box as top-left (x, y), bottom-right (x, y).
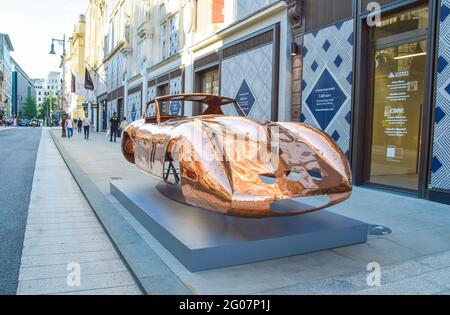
top-left (297, 0), bottom-right (449, 204)
top-left (148, 68), bottom-right (184, 116)
top-left (192, 24), bottom-right (282, 121)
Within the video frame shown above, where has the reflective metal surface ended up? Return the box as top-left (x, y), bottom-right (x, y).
top-left (122, 94), bottom-right (352, 218)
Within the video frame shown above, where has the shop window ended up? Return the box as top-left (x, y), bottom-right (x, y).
top-left (157, 84), bottom-right (170, 115)
top-left (372, 6), bottom-right (429, 41)
top-left (304, 0), bottom-right (353, 32)
top-left (361, 0), bottom-right (400, 12)
top-left (195, 67), bottom-right (220, 114)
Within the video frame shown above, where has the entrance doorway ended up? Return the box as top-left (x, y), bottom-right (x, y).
top-left (194, 66), bottom-right (219, 115)
top-left (365, 6), bottom-right (430, 193)
top-left (117, 98), bottom-right (124, 122)
top-left (102, 100), bottom-right (108, 131)
top-left (157, 83), bottom-right (170, 115)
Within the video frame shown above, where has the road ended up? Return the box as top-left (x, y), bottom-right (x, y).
top-left (0, 127), bottom-right (42, 294)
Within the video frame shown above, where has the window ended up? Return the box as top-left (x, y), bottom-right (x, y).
top-left (361, 0), bottom-right (399, 12)
top-left (304, 0), bottom-right (353, 32)
top-left (108, 3), bottom-right (125, 52)
top-left (161, 21), bottom-right (167, 59)
top-left (212, 0), bottom-right (224, 24)
top-left (169, 14), bottom-right (179, 56)
top-left (160, 2), bottom-right (181, 60)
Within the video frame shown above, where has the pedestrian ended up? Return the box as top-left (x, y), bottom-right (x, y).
top-left (77, 117), bottom-right (83, 134)
top-left (110, 112), bottom-right (120, 143)
top-left (119, 117), bottom-right (129, 138)
top-left (66, 115), bottom-right (74, 139)
top-left (83, 113), bottom-right (92, 141)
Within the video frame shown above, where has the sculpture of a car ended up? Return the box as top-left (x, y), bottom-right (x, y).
top-left (121, 94), bottom-right (352, 218)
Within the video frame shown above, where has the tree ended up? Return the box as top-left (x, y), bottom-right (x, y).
top-left (38, 95), bottom-right (57, 126)
top-left (22, 96), bottom-right (37, 119)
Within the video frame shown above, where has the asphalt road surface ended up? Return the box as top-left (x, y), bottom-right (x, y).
top-left (0, 128), bottom-right (42, 294)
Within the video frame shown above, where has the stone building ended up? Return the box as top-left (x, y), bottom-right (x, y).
top-left (79, 0), bottom-right (450, 205)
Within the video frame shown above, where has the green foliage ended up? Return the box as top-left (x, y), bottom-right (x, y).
top-left (38, 95), bottom-right (58, 125)
top-left (22, 96), bottom-right (37, 119)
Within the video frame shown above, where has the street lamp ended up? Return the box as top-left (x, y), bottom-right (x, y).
top-left (49, 35), bottom-right (67, 137)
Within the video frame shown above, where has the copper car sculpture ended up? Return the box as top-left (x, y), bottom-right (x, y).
top-left (121, 94), bottom-right (352, 218)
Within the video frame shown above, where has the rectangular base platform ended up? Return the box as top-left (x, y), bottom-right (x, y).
top-left (111, 179), bottom-right (368, 272)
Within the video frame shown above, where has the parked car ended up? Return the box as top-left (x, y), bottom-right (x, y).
top-left (121, 94), bottom-right (352, 218)
top-left (18, 119), bottom-right (30, 127)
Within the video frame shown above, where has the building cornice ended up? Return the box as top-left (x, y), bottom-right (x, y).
top-left (103, 39), bottom-right (126, 63)
top-left (146, 53), bottom-right (182, 75)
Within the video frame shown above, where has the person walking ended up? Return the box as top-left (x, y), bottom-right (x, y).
top-left (119, 117), bottom-right (129, 138)
top-left (83, 113), bottom-right (92, 141)
top-left (66, 115), bottom-right (74, 139)
top-left (110, 112), bottom-right (120, 143)
top-left (77, 117), bottom-right (83, 134)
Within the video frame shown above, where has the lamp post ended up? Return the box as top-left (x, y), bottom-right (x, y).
top-left (49, 35), bottom-right (67, 137)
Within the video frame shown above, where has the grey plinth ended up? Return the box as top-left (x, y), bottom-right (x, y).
top-left (111, 179), bottom-right (368, 272)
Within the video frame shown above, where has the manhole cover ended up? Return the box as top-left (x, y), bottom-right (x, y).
top-left (111, 177), bottom-right (123, 180)
top-left (368, 224), bottom-right (392, 236)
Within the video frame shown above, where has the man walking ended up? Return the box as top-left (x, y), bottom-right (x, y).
top-left (65, 115), bottom-right (74, 139)
top-left (83, 113), bottom-right (92, 141)
top-left (110, 112), bottom-right (120, 143)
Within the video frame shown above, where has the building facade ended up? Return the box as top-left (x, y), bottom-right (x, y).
top-left (31, 78), bottom-right (47, 107)
top-left (47, 72), bottom-right (61, 100)
top-left (31, 72), bottom-right (61, 110)
top-left (0, 33), bottom-right (14, 119)
top-left (64, 14), bottom-right (88, 120)
top-left (289, 0), bottom-right (450, 204)
top-left (79, 0), bottom-right (450, 205)
top-left (12, 58), bottom-right (36, 117)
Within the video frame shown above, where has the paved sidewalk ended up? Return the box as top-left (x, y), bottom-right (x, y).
top-left (17, 129), bottom-right (142, 295)
top-left (52, 129), bottom-right (450, 295)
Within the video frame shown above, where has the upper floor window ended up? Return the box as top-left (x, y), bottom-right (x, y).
top-left (212, 0), bottom-right (224, 24)
top-left (160, 2), bottom-right (181, 61)
top-left (108, 3), bottom-right (125, 53)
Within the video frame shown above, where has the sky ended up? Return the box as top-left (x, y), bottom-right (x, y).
top-left (0, 0), bottom-right (89, 79)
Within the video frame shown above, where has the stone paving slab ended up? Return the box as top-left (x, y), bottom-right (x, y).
top-left (57, 285), bottom-right (142, 295)
top-left (51, 130), bottom-right (450, 295)
top-left (20, 251), bottom-right (120, 268)
top-left (18, 271), bottom-right (137, 295)
top-left (19, 260), bottom-right (128, 281)
top-left (50, 129), bottom-right (190, 295)
top-left (17, 129), bottom-right (142, 295)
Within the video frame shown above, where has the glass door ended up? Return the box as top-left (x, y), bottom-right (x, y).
top-left (366, 6), bottom-right (429, 192)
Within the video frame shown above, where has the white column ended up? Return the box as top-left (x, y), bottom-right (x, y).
top-left (142, 67), bottom-right (149, 117)
top-left (123, 72), bottom-right (129, 120)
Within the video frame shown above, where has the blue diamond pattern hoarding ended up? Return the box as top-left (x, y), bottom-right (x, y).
top-left (305, 69), bottom-right (347, 130)
top-left (431, 0), bottom-right (450, 190)
top-left (170, 101), bottom-right (181, 115)
top-left (235, 80), bottom-right (256, 116)
top-left (131, 103), bottom-right (137, 121)
top-left (301, 19), bottom-right (354, 154)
